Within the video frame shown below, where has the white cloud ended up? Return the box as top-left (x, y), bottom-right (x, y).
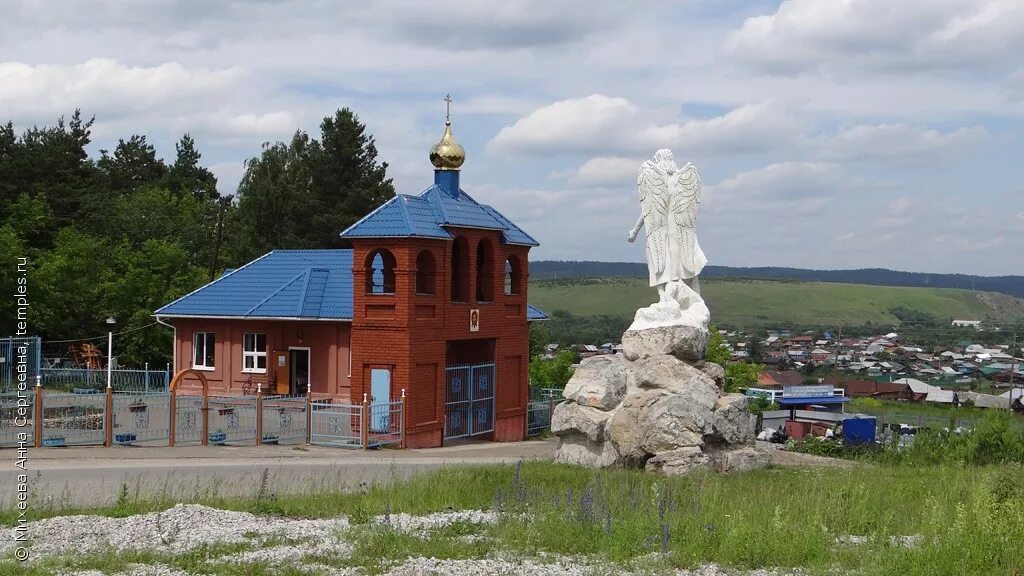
top-left (708, 161), bottom-right (843, 213)
top-left (817, 123), bottom-right (988, 162)
top-left (202, 111), bottom-right (299, 138)
top-left (640, 101), bottom-right (804, 155)
top-left (490, 97), bottom-right (800, 157)
top-left (2, 0), bottom-right (633, 51)
top-left (0, 59), bottom-right (245, 122)
top-left (559, 156), bottom-right (640, 188)
top-left (489, 95), bottom-right (638, 155)
top-left (726, 0), bottom-right (1024, 75)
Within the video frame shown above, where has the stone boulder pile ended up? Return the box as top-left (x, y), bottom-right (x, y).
top-left (552, 325), bottom-right (767, 475)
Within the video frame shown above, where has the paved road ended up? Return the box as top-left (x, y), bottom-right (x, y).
top-left (1, 439), bottom-right (557, 507)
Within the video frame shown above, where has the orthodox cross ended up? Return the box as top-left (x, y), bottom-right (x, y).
top-left (444, 93), bottom-right (453, 123)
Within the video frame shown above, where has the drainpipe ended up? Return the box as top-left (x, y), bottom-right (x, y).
top-left (155, 316), bottom-right (176, 374)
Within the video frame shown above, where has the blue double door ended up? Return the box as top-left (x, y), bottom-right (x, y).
top-left (444, 363), bottom-right (495, 440)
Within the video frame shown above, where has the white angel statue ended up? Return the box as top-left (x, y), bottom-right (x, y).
top-left (627, 149), bottom-right (707, 310)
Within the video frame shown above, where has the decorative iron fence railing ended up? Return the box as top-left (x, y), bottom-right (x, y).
top-left (526, 399), bottom-right (557, 436)
top-left (41, 367), bottom-right (169, 392)
top-left (172, 394), bottom-right (205, 446)
top-left (41, 391), bottom-right (106, 447)
top-left (208, 396), bottom-right (259, 445)
top-left (0, 392), bottom-right (34, 448)
top-left (368, 400), bottom-right (404, 448)
top-left (111, 391), bottom-right (171, 445)
top-left (4, 385), bottom-right (406, 450)
top-left (310, 401), bottom-right (363, 448)
top-left (261, 395), bottom-right (308, 445)
top-left (0, 337), bottom-right (41, 392)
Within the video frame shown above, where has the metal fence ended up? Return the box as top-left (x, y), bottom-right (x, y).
top-left (526, 399), bottom-right (557, 436)
top-left (310, 401), bottom-right (363, 448)
top-left (0, 392), bottom-right (34, 448)
top-left (111, 391), bottom-right (171, 445)
top-left (368, 401), bottom-right (403, 448)
top-left (261, 395), bottom-right (308, 445)
top-left (41, 391), bottom-right (106, 447)
top-left (41, 367), bottom-right (169, 392)
top-left (173, 394), bottom-right (205, 446)
top-left (531, 388), bottom-right (563, 401)
top-left (6, 387), bottom-right (406, 450)
top-left (208, 396), bottom-right (259, 445)
top-left (0, 337), bottom-right (41, 392)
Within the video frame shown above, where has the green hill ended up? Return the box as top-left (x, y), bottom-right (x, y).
top-left (528, 277), bottom-right (1024, 328)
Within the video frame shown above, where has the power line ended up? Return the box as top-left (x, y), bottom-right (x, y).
top-left (42, 322), bottom-right (164, 344)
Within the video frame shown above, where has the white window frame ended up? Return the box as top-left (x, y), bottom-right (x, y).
top-left (242, 333), bottom-right (267, 373)
top-left (193, 332), bottom-right (215, 371)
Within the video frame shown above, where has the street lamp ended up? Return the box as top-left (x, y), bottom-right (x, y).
top-left (105, 316), bottom-right (116, 390)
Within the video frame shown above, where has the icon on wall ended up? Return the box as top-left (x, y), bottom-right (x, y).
top-left (469, 309), bottom-right (480, 332)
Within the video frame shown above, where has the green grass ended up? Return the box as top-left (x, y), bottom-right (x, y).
top-left (849, 397), bottom-right (993, 421)
top-left (529, 277), bottom-right (1023, 327)
top-left (5, 462), bottom-right (1024, 575)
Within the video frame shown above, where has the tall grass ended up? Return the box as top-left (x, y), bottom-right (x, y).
top-left (6, 461), bottom-right (1024, 575)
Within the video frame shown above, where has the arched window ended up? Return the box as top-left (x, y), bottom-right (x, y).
top-left (476, 238), bottom-right (494, 302)
top-left (504, 254), bottom-right (522, 295)
top-left (450, 237), bottom-right (469, 302)
top-left (415, 250), bottom-right (436, 295)
top-left (365, 249), bottom-right (396, 294)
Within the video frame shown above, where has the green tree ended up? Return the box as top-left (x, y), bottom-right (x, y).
top-left (724, 362), bottom-right (763, 393)
top-left (706, 325), bottom-right (730, 365)
top-left (311, 109), bottom-right (395, 247)
top-left (165, 133), bottom-right (218, 200)
top-left (233, 133), bottom-right (320, 261)
top-left (529, 323), bottom-right (549, 358)
top-left (2, 111), bottom-right (104, 243)
top-left (0, 226), bottom-right (27, 336)
top-left (102, 240), bottom-right (206, 366)
top-left (33, 228), bottom-right (113, 340)
top-left (98, 134), bottom-right (167, 194)
top-left (529, 349), bottom-right (575, 392)
top-left (233, 108), bottom-right (394, 260)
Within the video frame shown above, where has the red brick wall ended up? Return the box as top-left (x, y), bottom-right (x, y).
top-left (350, 227), bottom-right (531, 447)
top-left (170, 318), bottom-right (351, 398)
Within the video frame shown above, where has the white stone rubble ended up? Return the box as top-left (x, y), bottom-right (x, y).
top-left (2, 503), bottom-right (348, 559)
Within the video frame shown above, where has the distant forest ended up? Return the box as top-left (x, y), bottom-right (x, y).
top-left (530, 261), bottom-right (1024, 299)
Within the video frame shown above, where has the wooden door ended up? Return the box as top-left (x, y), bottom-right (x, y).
top-left (272, 350), bottom-right (289, 394)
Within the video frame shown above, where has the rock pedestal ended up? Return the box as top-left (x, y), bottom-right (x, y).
top-left (553, 322), bottom-right (767, 475)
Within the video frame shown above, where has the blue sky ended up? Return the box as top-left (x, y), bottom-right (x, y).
top-left (1, 0), bottom-right (1022, 275)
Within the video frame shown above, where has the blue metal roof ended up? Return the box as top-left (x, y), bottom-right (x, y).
top-left (341, 184), bottom-right (538, 246)
top-left (527, 304), bottom-right (548, 321)
top-left (155, 250), bottom-right (353, 319)
top-left (156, 249), bottom-right (548, 322)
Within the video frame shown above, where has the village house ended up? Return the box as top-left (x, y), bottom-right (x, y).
top-left (155, 117), bottom-right (546, 448)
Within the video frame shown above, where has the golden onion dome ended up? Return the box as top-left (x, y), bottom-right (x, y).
top-left (429, 120), bottom-right (465, 170)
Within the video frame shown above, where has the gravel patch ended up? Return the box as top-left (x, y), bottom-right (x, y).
top-left (373, 509), bottom-right (499, 534)
top-left (217, 536), bottom-right (352, 565)
top-left (61, 565), bottom-right (190, 576)
top-left (3, 504), bottom-right (349, 560)
top-left (378, 557), bottom-right (801, 576)
top-left (836, 534), bottom-right (922, 548)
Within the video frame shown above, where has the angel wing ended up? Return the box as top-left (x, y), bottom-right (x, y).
top-left (670, 163), bottom-right (702, 228)
top-left (636, 162), bottom-right (670, 273)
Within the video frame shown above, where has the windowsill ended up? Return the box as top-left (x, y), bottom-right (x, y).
top-left (368, 292), bottom-right (396, 296)
top-left (192, 366), bottom-right (215, 372)
top-left (241, 368), bottom-right (267, 374)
